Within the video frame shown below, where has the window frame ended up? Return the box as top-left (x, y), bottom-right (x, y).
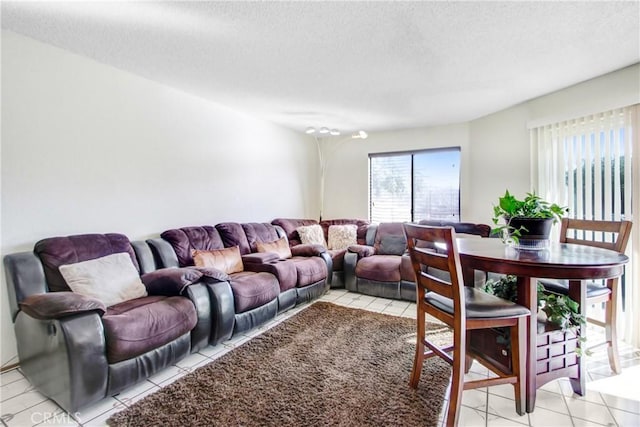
top-left (368, 146), bottom-right (461, 223)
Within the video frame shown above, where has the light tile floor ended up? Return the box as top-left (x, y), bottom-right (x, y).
top-left (1, 289), bottom-right (639, 426)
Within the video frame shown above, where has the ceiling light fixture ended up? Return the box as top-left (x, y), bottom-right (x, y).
top-left (352, 130), bottom-right (368, 139)
top-left (305, 127), bottom-right (366, 139)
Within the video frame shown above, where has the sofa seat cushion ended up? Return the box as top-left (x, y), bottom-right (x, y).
top-left (400, 255), bottom-right (417, 282)
top-left (245, 260), bottom-right (297, 293)
top-left (328, 249), bottom-right (347, 271)
top-left (290, 256), bottom-right (327, 287)
top-left (356, 255), bottom-right (402, 283)
top-left (269, 260), bottom-right (297, 292)
top-left (103, 295), bottom-right (197, 363)
top-left (228, 271), bottom-right (280, 313)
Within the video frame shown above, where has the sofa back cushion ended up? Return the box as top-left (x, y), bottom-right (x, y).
top-left (256, 237), bottom-right (292, 259)
top-left (374, 223), bottom-right (408, 255)
top-left (192, 247), bottom-right (244, 274)
top-left (418, 220), bottom-right (491, 237)
top-left (241, 223), bottom-right (281, 253)
top-left (35, 233), bottom-right (140, 293)
top-left (59, 253), bottom-right (148, 306)
top-left (320, 219), bottom-right (370, 245)
top-left (215, 222), bottom-right (252, 255)
top-left (327, 225), bottom-right (358, 250)
top-left (296, 224), bottom-right (327, 247)
top-left (271, 218), bottom-right (319, 247)
top-left (161, 226), bottom-right (224, 267)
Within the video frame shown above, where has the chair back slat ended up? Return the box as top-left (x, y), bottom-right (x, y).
top-left (404, 223), bottom-right (465, 312)
top-left (410, 246), bottom-right (450, 271)
top-left (419, 271), bottom-right (455, 299)
top-left (560, 218), bottom-right (632, 254)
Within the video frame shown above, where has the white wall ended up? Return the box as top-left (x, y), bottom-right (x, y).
top-left (323, 64), bottom-right (639, 226)
top-left (0, 31), bottom-right (320, 366)
top-left (468, 64), bottom-right (639, 225)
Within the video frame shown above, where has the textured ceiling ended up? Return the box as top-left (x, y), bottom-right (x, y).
top-left (2, 1), bottom-right (639, 134)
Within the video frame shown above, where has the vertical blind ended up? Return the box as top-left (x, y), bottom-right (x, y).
top-left (530, 105), bottom-right (639, 346)
top-left (369, 154), bottom-right (412, 223)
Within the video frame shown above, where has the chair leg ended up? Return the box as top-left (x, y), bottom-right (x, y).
top-left (445, 329), bottom-right (466, 427)
top-left (464, 354), bottom-right (473, 373)
top-left (510, 318), bottom-right (527, 416)
top-left (603, 292), bottom-right (621, 374)
top-left (410, 310), bottom-right (425, 388)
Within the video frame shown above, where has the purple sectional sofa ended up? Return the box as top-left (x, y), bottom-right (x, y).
top-left (344, 220), bottom-right (493, 301)
top-left (147, 222), bottom-right (330, 344)
top-left (271, 218), bottom-right (370, 287)
top-left (3, 217), bottom-right (491, 415)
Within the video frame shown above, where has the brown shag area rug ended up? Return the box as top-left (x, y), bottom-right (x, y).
top-left (108, 302), bottom-right (451, 427)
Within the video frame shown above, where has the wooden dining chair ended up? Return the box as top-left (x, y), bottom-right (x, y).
top-left (403, 223), bottom-right (530, 426)
top-left (539, 218), bottom-right (632, 374)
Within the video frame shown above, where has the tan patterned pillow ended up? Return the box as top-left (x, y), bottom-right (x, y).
top-left (296, 224), bottom-right (326, 247)
top-left (256, 237), bottom-right (292, 259)
top-left (327, 224), bottom-right (358, 250)
top-left (192, 246), bottom-right (244, 274)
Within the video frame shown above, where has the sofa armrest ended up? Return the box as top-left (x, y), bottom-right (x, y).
top-left (242, 252), bottom-right (279, 264)
top-left (146, 238), bottom-right (180, 269)
top-left (131, 240), bottom-right (156, 274)
top-left (141, 267), bottom-right (203, 296)
top-left (204, 280), bottom-right (235, 345)
top-left (4, 251), bottom-right (48, 322)
top-left (291, 244), bottom-right (327, 257)
top-left (19, 292), bottom-right (106, 320)
top-left (347, 244), bottom-right (376, 259)
top-left (343, 252), bottom-right (358, 292)
top-left (194, 266), bottom-right (231, 283)
top-left (183, 283), bottom-right (211, 353)
top-left (14, 310), bottom-right (108, 413)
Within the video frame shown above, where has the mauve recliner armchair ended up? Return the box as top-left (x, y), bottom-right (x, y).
top-left (3, 233), bottom-right (213, 413)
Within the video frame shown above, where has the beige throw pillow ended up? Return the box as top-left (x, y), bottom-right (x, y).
top-left (256, 237), bottom-right (292, 259)
top-left (59, 252), bottom-right (147, 307)
top-left (192, 246), bottom-right (244, 274)
top-left (327, 224), bottom-right (358, 250)
top-left (296, 224), bottom-right (326, 247)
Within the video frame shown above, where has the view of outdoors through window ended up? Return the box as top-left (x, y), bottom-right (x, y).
top-left (564, 128), bottom-right (629, 223)
top-left (369, 147), bottom-right (461, 223)
top-left (535, 107), bottom-right (634, 323)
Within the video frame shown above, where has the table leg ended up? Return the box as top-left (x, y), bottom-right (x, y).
top-left (567, 279), bottom-right (586, 395)
top-left (461, 264), bottom-right (476, 289)
top-left (516, 276), bottom-right (538, 413)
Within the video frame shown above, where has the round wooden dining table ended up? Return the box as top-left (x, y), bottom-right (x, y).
top-left (455, 237), bottom-right (629, 413)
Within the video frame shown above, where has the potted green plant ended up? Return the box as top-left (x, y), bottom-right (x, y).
top-left (482, 275), bottom-right (588, 356)
top-left (492, 190), bottom-right (568, 244)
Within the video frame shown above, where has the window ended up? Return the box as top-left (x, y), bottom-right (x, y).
top-left (531, 105), bottom-right (638, 346)
top-left (369, 147), bottom-right (461, 223)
